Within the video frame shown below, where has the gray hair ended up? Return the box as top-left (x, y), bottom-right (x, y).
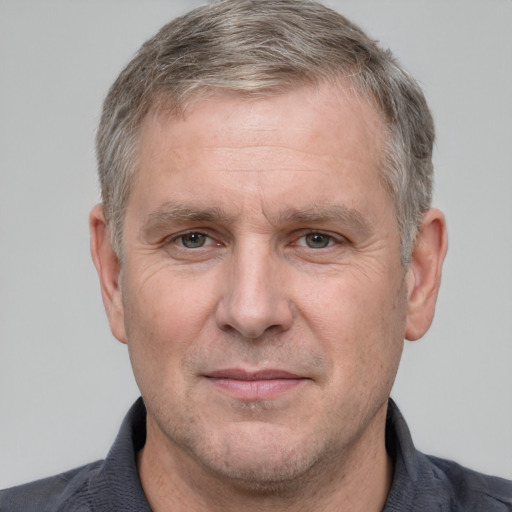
top-left (96, 0), bottom-right (434, 266)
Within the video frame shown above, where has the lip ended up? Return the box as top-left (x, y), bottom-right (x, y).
top-left (204, 369), bottom-right (307, 400)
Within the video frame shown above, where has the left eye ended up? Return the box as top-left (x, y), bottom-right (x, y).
top-left (298, 233), bottom-right (335, 249)
top-left (178, 232), bottom-right (209, 248)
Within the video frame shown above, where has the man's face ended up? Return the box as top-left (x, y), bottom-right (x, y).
top-left (109, 84), bottom-right (410, 484)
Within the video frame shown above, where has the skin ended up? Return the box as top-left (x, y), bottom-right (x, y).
top-left (90, 83), bottom-right (447, 512)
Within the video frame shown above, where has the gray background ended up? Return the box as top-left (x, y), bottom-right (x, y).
top-left (1, 0), bottom-right (511, 488)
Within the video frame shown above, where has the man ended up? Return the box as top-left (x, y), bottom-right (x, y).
top-left (1, 0), bottom-right (510, 510)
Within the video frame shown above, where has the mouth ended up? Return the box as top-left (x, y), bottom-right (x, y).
top-left (204, 369), bottom-right (308, 400)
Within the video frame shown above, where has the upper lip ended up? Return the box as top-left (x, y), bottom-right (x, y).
top-left (206, 369), bottom-right (303, 380)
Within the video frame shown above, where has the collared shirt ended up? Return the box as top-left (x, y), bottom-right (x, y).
top-left (1, 398), bottom-right (511, 511)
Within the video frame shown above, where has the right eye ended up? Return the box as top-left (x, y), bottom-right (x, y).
top-left (177, 232), bottom-right (210, 248)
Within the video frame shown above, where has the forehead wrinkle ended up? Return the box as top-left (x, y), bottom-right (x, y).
top-left (201, 145), bottom-right (343, 161)
top-left (163, 148), bottom-right (342, 176)
top-left (177, 147), bottom-right (377, 176)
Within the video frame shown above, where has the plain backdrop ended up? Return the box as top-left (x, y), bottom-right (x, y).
top-left (1, 0), bottom-right (511, 488)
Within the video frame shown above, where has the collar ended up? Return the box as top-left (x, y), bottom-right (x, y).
top-left (90, 397), bottom-right (151, 511)
top-left (88, 398), bottom-right (452, 511)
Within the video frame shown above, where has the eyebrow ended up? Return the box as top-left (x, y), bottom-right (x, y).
top-left (140, 203), bottom-right (237, 238)
top-left (274, 205), bottom-right (373, 235)
top-left (141, 202), bottom-right (372, 237)
top-left (145, 203), bottom-right (235, 224)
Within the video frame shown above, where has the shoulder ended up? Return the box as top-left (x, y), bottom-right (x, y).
top-left (0, 461), bottom-right (103, 512)
top-left (386, 399), bottom-right (512, 511)
top-left (424, 454), bottom-right (512, 511)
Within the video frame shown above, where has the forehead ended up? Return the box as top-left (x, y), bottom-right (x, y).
top-left (146, 84), bottom-right (385, 158)
top-left (131, 83), bottom-right (390, 221)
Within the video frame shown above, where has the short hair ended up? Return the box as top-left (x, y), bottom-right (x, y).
top-left (96, 0), bottom-right (434, 266)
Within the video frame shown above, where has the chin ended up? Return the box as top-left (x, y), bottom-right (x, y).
top-left (187, 422), bottom-right (327, 493)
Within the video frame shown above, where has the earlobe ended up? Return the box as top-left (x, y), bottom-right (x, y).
top-left (89, 204), bottom-right (127, 344)
top-left (405, 208), bottom-right (448, 341)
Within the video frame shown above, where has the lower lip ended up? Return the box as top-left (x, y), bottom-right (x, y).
top-left (207, 377), bottom-right (305, 400)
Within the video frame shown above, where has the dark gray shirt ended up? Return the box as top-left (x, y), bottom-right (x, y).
top-left (1, 398), bottom-right (511, 511)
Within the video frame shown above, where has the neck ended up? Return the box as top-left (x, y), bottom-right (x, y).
top-left (138, 404), bottom-right (393, 512)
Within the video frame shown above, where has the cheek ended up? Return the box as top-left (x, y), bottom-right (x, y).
top-left (121, 267), bottom-right (219, 387)
top-left (296, 270), bottom-right (406, 377)
top-left (124, 263), bottom-right (217, 334)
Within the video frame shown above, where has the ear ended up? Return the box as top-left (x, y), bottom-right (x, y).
top-left (89, 204), bottom-right (127, 344)
top-left (405, 208), bottom-right (448, 341)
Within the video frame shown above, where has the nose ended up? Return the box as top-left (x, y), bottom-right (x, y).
top-left (215, 241), bottom-right (293, 340)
